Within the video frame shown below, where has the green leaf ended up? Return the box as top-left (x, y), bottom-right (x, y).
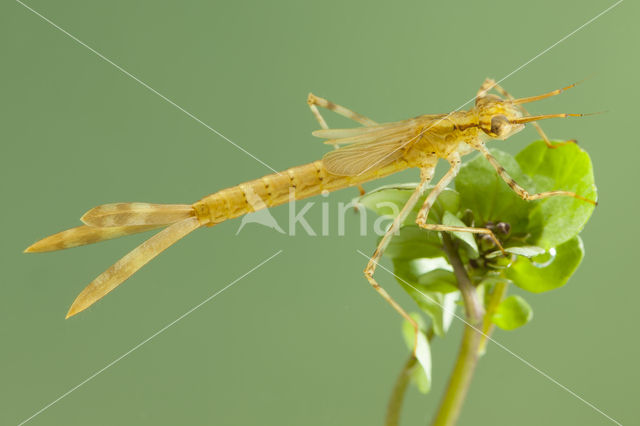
top-left (417, 268), bottom-right (459, 294)
top-left (442, 211), bottom-right (479, 258)
top-left (515, 141), bottom-right (597, 249)
top-left (401, 313), bottom-right (428, 349)
top-left (491, 295), bottom-right (533, 330)
top-left (411, 361), bottom-right (431, 394)
top-left (455, 149), bottom-right (534, 235)
top-left (358, 184), bottom-right (460, 226)
top-left (439, 292), bottom-right (459, 335)
top-left (395, 270), bottom-right (459, 336)
top-left (393, 257), bottom-right (458, 293)
top-left (394, 258), bottom-right (459, 335)
top-left (485, 245), bottom-right (545, 259)
top-left (386, 226), bottom-right (443, 260)
top-left (402, 314), bottom-right (431, 394)
top-left (358, 183), bottom-right (420, 221)
top-left (505, 236), bottom-right (584, 293)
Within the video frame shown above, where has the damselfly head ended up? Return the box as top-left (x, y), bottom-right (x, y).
top-left (476, 97), bottom-right (525, 140)
top-left (475, 80), bottom-right (589, 140)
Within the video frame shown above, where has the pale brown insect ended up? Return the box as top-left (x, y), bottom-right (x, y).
top-left (25, 79), bottom-right (595, 361)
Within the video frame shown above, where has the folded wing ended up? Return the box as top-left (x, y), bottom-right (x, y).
top-left (319, 118), bottom-right (425, 176)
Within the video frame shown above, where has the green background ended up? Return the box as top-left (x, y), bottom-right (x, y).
top-left (1, 1), bottom-right (637, 425)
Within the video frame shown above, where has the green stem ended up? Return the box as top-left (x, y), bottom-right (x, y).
top-left (386, 328), bottom-right (434, 426)
top-left (478, 279), bottom-right (508, 355)
top-left (386, 353), bottom-right (417, 426)
top-left (431, 234), bottom-right (485, 426)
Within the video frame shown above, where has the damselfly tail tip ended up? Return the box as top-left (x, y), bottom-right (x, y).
top-left (66, 306), bottom-right (83, 319)
top-left (66, 293), bottom-right (91, 319)
top-left (22, 227), bottom-right (95, 253)
top-left (79, 211), bottom-right (94, 226)
top-left (65, 306), bottom-right (78, 319)
top-left (24, 238), bottom-right (49, 253)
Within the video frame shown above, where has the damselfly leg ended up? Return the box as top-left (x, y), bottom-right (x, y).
top-left (307, 93), bottom-right (375, 196)
top-left (415, 153), bottom-right (506, 254)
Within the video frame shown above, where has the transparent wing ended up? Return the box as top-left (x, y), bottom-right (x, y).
top-left (312, 124), bottom-right (396, 143)
top-left (323, 137), bottom-right (408, 176)
top-left (312, 114), bottom-right (446, 145)
top-left (320, 116), bottom-right (444, 176)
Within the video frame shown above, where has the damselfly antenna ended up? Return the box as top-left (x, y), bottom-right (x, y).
top-left (511, 81), bottom-right (580, 104)
top-left (479, 77), bottom-right (594, 148)
top-left (510, 113), bottom-right (586, 124)
top-left (510, 111), bottom-right (602, 125)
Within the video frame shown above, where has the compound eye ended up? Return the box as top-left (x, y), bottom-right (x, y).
top-left (490, 115), bottom-right (509, 135)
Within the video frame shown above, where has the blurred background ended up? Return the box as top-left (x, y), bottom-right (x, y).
top-left (1, 1), bottom-right (636, 424)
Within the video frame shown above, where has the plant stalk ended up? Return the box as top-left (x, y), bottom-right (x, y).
top-left (386, 328), bottom-right (434, 426)
top-left (478, 279), bottom-right (508, 354)
top-left (431, 234), bottom-right (485, 426)
top-left (385, 353), bottom-right (418, 426)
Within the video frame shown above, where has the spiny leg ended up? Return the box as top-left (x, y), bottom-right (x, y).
top-left (476, 77), bottom-right (496, 99)
top-left (307, 93), bottom-right (378, 127)
top-left (479, 78), bottom-right (574, 149)
top-left (476, 144), bottom-right (597, 205)
top-left (364, 167), bottom-right (434, 352)
top-left (415, 154), bottom-right (506, 254)
top-left (308, 94), bottom-right (330, 130)
top-left (307, 92), bottom-right (375, 196)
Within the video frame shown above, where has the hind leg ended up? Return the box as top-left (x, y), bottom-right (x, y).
top-left (415, 154), bottom-right (506, 254)
top-left (363, 167), bottom-right (435, 369)
top-left (307, 93), bottom-right (378, 128)
top-left (307, 93), bottom-right (374, 196)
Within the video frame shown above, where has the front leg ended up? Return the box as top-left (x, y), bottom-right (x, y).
top-left (416, 153), bottom-right (506, 254)
top-left (363, 167), bottom-right (434, 357)
top-left (475, 144), bottom-right (597, 205)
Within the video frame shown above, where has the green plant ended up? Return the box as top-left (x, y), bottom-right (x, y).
top-left (358, 140), bottom-right (597, 426)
